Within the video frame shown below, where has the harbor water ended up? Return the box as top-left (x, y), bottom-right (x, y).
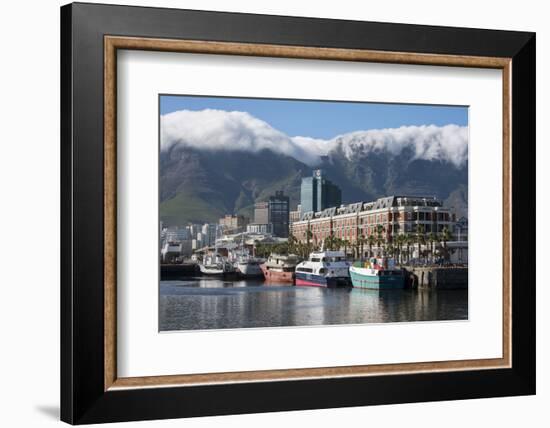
top-left (160, 278), bottom-right (468, 331)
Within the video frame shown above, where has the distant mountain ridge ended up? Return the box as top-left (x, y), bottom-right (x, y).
top-left (161, 109), bottom-right (468, 168)
top-left (160, 146), bottom-right (309, 226)
top-left (160, 144), bottom-right (468, 226)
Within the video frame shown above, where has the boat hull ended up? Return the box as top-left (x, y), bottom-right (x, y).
top-left (236, 262), bottom-right (264, 278)
top-left (199, 265), bottom-right (237, 278)
top-left (349, 267), bottom-right (405, 289)
top-left (260, 264), bottom-right (295, 284)
top-left (295, 272), bottom-right (350, 288)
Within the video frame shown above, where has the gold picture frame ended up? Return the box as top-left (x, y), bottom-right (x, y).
top-left (103, 36), bottom-right (512, 391)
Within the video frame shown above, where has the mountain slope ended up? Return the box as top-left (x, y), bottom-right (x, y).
top-left (323, 143), bottom-right (468, 203)
top-left (160, 144), bottom-right (468, 226)
top-left (160, 146), bottom-right (309, 225)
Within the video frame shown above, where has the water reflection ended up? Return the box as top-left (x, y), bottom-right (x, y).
top-left (159, 278), bottom-right (468, 331)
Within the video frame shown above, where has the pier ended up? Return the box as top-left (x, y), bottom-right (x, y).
top-left (160, 263), bottom-right (200, 280)
top-left (404, 266), bottom-right (468, 289)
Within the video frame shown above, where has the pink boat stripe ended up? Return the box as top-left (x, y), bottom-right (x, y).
top-left (295, 279), bottom-right (326, 287)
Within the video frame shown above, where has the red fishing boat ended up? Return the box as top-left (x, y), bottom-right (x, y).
top-left (260, 254), bottom-right (300, 284)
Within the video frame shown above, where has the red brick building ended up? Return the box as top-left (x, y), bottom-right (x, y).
top-left (290, 196), bottom-right (455, 246)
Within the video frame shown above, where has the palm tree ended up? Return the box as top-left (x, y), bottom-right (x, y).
top-left (329, 236), bottom-right (338, 252)
top-left (427, 231), bottom-right (438, 264)
top-left (351, 239), bottom-right (359, 260)
top-left (395, 234), bottom-right (405, 264)
top-left (296, 241), bottom-right (307, 259)
top-left (375, 225), bottom-right (385, 256)
top-left (287, 234), bottom-right (297, 255)
top-left (393, 234), bottom-right (401, 263)
top-left (386, 243), bottom-right (395, 258)
top-left (358, 234), bottom-right (366, 259)
top-left (367, 234), bottom-right (376, 258)
top-left (415, 224), bottom-right (426, 263)
top-left (329, 235), bottom-right (340, 252)
top-left (305, 228), bottom-right (313, 254)
top-left (323, 235), bottom-right (331, 251)
top-left (404, 233), bottom-right (414, 264)
top-left (440, 227), bottom-right (453, 262)
top-left (342, 239), bottom-right (350, 257)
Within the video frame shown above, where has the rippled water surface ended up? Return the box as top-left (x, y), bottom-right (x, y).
top-left (159, 278), bottom-right (468, 331)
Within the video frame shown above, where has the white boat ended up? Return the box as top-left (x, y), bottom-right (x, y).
top-left (199, 253), bottom-right (236, 277)
top-left (230, 234), bottom-right (264, 278)
top-left (160, 241), bottom-right (183, 263)
top-left (199, 225), bottom-right (237, 277)
top-left (294, 250), bottom-right (351, 288)
top-left (234, 252), bottom-right (264, 277)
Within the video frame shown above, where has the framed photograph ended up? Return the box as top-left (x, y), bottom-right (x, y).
top-left (61, 2), bottom-right (535, 424)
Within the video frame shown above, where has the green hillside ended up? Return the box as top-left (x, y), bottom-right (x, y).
top-left (160, 189), bottom-right (227, 225)
top-left (159, 145), bottom-right (468, 228)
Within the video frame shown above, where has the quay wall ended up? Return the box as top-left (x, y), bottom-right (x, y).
top-left (404, 266), bottom-right (468, 289)
top-left (161, 263), bottom-right (200, 280)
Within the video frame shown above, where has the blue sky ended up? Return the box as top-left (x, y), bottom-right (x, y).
top-left (160, 95), bottom-right (468, 140)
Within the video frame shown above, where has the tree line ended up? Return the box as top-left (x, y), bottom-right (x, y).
top-left (254, 224), bottom-right (454, 264)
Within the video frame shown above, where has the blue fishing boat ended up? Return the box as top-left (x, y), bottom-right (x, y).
top-left (349, 258), bottom-right (405, 290)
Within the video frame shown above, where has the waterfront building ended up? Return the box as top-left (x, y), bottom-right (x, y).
top-left (447, 241), bottom-right (468, 264)
top-left (269, 191), bottom-right (290, 238)
top-left (455, 216), bottom-right (468, 242)
top-left (289, 204), bottom-right (302, 224)
top-left (246, 223), bottom-right (274, 234)
top-left (164, 226), bottom-right (191, 242)
top-left (191, 238), bottom-right (200, 250)
top-left (254, 201), bottom-right (270, 225)
top-left (215, 231), bottom-right (281, 248)
top-left (186, 224), bottom-right (204, 240)
top-left (253, 191), bottom-right (290, 238)
top-left (290, 195), bottom-right (456, 252)
top-left (187, 224), bottom-right (197, 238)
top-left (201, 223), bottom-right (218, 247)
top-left (219, 214), bottom-right (248, 232)
top-left (180, 239), bottom-right (193, 257)
top-left (300, 169), bottom-right (342, 214)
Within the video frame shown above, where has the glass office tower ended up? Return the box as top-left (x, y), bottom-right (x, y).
top-left (300, 169), bottom-right (342, 213)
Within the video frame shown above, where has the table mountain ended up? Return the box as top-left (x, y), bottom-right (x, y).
top-left (160, 143), bottom-right (468, 226)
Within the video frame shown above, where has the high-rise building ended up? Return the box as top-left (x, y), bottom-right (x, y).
top-left (252, 191), bottom-right (290, 238)
top-left (219, 215), bottom-right (248, 232)
top-left (300, 169), bottom-right (342, 213)
top-left (201, 223), bottom-right (218, 247)
top-left (253, 202), bottom-right (270, 225)
top-left (165, 226), bottom-right (190, 242)
top-left (269, 191), bottom-right (290, 238)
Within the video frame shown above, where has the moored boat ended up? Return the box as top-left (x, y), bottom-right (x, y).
top-left (199, 253), bottom-right (237, 277)
top-left (349, 258), bottom-right (405, 289)
top-left (229, 234), bottom-right (265, 278)
top-left (294, 250), bottom-right (351, 288)
top-left (234, 253), bottom-right (264, 278)
top-left (260, 254), bottom-right (300, 284)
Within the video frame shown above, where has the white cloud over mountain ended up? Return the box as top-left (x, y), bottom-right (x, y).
top-left (161, 109), bottom-right (468, 167)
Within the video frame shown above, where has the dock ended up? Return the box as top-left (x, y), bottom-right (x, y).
top-left (403, 266), bottom-right (468, 289)
top-left (160, 263), bottom-right (200, 280)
